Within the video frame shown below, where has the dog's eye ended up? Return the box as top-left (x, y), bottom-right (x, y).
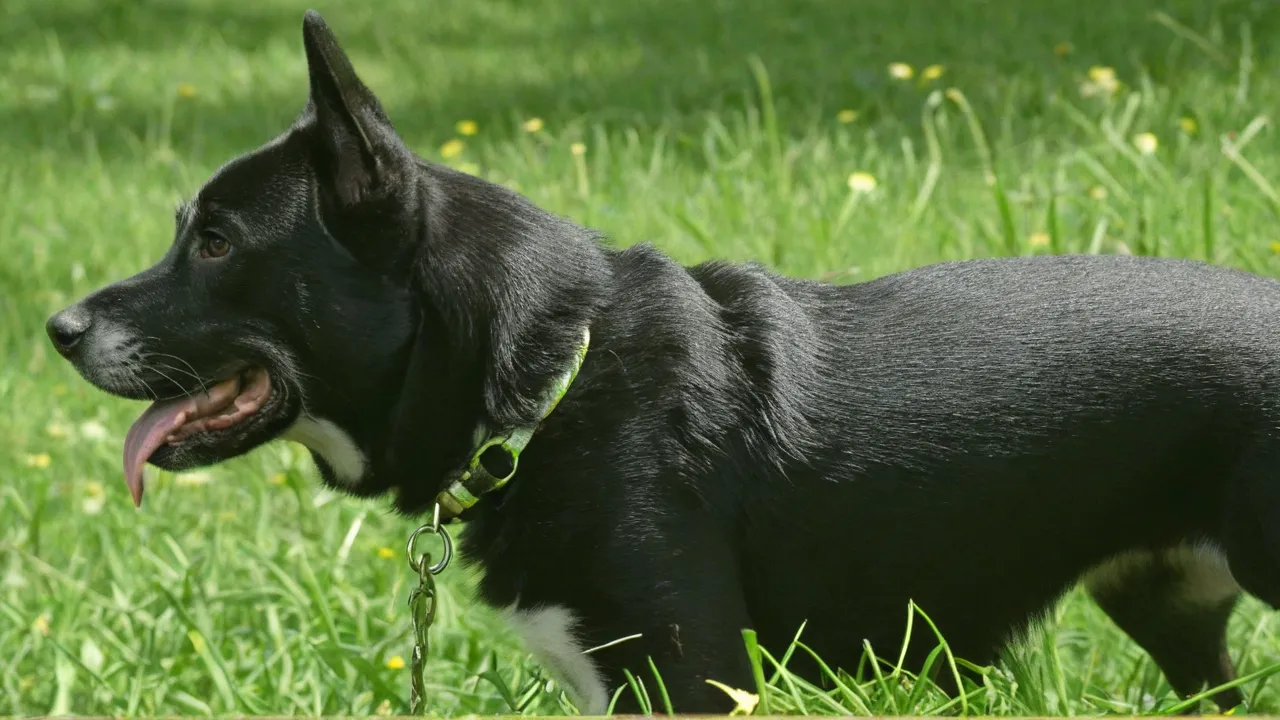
top-left (200, 232), bottom-right (231, 259)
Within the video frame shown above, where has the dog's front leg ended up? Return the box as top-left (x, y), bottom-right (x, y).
top-left (538, 530), bottom-right (758, 716)
top-left (585, 599), bottom-right (757, 715)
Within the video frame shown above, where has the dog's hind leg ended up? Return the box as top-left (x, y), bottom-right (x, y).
top-left (1223, 440), bottom-right (1280, 609)
top-left (1083, 545), bottom-right (1242, 712)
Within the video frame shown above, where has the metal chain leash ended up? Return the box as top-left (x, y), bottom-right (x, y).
top-left (405, 504), bottom-right (453, 714)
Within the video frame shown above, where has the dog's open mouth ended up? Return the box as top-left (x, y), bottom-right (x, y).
top-left (122, 367), bottom-right (272, 507)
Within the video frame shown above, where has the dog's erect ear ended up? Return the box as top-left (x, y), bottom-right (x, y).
top-left (301, 10), bottom-right (398, 204)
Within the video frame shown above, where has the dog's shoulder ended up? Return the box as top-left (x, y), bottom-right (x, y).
top-left (577, 248), bottom-right (826, 465)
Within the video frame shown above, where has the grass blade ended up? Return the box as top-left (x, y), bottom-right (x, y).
top-left (742, 628), bottom-right (771, 715)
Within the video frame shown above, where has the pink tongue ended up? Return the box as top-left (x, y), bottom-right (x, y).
top-left (122, 377), bottom-right (240, 508)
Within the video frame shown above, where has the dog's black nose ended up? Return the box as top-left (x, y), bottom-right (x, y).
top-left (46, 307), bottom-right (91, 356)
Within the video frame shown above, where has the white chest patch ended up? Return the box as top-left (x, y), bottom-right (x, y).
top-left (282, 416), bottom-right (366, 486)
top-left (502, 604), bottom-right (610, 715)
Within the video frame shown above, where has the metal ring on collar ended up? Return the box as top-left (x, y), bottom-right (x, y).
top-left (406, 509), bottom-right (453, 576)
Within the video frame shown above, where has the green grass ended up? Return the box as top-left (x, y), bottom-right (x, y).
top-left (8, 0), bottom-right (1280, 715)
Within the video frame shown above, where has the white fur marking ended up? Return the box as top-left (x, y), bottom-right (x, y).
top-left (503, 604), bottom-right (610, 715)
top-left (94, 323), bottom-right (134, 355)
top-left (78, 320), bottom-right (144, 388)
top-left (1084, 541), bottom-right (1239, 607)
top-left (1171, 542), bottom-right (1240, 606)
top-left (283, 416), bottom-right (367, 486)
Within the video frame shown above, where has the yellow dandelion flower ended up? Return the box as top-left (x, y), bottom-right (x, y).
top-left (24, 453), bottom-right (51, 469)
top-left (847, 171), bottom-right (877, 194)
top-left (1028, 232), bottom-right (1051, 247)
top-left (455, 120), bottom-right (478, 136)
top-left (888, 63), bottom-right (914, 80)
top-left (377, 547), bottom-right (396, 559)
top-left (32, 614), bottom-right (50, 636)
top-left (176, 83), bottom-right (197, 98)
top-left (1179, 117), bottom-right (1198, 135)
top-left (1270, 241), bottom-right (1280, 255)
top-left (521, 117), bottom-right (545, 133)
top-left (385, 655), bottom-right (406, 670)
top-left (85, 480), bottom-right (104, 497)
top-left (1089, 186), bottom-right (1108, 201)
top-left (269, 472), bottom-right (288, 486)
top-left (921, 64), bottom-right (945, 81)
top-left (45, 422), bottom-right (70, 439)
top-left (1133, 132), bottom-right (1158, 155)
top-left (1054, 42), bottom-right (1074, 57)
top-left (1088, 66), bottom-right (1117, 87)
top-left (570, 142), bottom-right (586, 156)
top-left (1082, 66), bottom-right (1119, 97)
top-left (836, 109), bottom-right (858, 124)
top-left (440, 139), bottom-right (465, 159)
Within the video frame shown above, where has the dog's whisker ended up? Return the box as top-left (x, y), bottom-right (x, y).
top-left (142, 352), bottom-right (210, 394)
top-left (140, 356), bottom-right (198, 378)
top-left (122, 373), bottom-right (151, 402)
top-left (141, 363), bottom-right (197, 399)
top-left (129, 370), bottom-right (164, 401)
top-left (139, 338), bottom-right (204, 376)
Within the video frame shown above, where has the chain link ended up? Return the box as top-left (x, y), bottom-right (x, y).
top-left (405, 504), bottom-right (452, 714)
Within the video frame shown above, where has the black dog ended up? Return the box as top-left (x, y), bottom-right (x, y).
top-left (48, 10), bottom-right (1280, 714)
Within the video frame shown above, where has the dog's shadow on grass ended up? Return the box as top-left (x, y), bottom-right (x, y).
top-left (2, 0), bottom-right (1276, 164)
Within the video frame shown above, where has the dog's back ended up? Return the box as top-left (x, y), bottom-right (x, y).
top-left (646, 252), bottom-right (1279, 705)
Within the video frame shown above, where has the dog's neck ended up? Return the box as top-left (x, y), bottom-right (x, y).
top-left (434, 326), bottom-right (592, 520)
top-left (318, 162), bottom-right (616, 515)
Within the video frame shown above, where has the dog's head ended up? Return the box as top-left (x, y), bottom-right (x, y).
top-left (45, 11), bottom-right (426, 506)
top-left (48, 11), bottom-right (609, 512)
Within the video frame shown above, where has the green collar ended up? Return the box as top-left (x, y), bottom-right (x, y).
top-left (435, 327), bottom-right (590, 520)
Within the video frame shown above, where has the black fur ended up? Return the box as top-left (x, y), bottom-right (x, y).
top-left (47, 11), bottom-right (1280, 713)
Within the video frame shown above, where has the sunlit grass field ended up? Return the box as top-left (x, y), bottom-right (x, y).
top-left (8, 0), bottom-right (1280, 715)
